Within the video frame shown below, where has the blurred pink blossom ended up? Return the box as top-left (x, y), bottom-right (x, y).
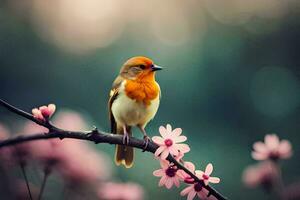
top-left (56, 140), bottom-right (112, 183)
top-left (153, 159), bottom-right (182, 189)
top-left (242, 161), bottom-right (278, 188)
top-left (22, 111), bottom-right (112, 184)
top-left (152, 124), bottom-right (190, 160)
top-left (53, 110), bottom-right (88, 131)
top-left (195, 163), bottom-right (220, 186)
top-left (252, 134), bottom-right (292, 161)
top-left (0, 123), bottom-right (38, 165)
top-left (97, 182), bottom-right (144, 200)
top-left (32, 104), bottom-right (56, 121)
top-left (22, 121), bottom-right (52, 163)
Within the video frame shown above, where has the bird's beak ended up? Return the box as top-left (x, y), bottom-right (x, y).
top-left (151, 64), bottom-right (163, 71)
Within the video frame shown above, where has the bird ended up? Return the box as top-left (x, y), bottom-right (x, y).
top-left (108, 56), bottom-right (162, 168)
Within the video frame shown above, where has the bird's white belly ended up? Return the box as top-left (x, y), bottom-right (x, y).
top-left (111, 92), bottom-right (159, 127)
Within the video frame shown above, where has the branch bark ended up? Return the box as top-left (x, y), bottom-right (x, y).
top-left (0, 99), bottom-right (227, 200)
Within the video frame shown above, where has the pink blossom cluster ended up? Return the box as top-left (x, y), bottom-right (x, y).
top-left (243, 134), bottom-right (293, 189)
top-left (0, 104), bottom-right (145, 199)
top-left (152, 124), bottom-right (220, 200)
top-left (32, 104), bottom-right (56, 121)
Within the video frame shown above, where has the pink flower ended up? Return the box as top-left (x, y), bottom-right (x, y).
top-left (97, 182), bottom-right (144, 200)
top-left (180, 183), bottom-right (209, 200)
top-left (195, 163), bottom-right (220, 186)
top-left (32, 104), bottom-right (56, 121)
top-left (153, 159), bottom-right (182, 189)
top-left (242, 161), bottom-right (278, 188)
top-left (152, 124), bottom-right (190, 159)
top-left (252, 134), bottom-right (292, 161)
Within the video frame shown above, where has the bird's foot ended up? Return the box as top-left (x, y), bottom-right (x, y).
top-left (122, 132), bottom-right (130, 145)
top-left (142, 135), bottom-right (151, 151)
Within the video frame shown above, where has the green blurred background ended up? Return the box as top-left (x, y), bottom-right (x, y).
top-left (0, 0), bottom-right (300, 199)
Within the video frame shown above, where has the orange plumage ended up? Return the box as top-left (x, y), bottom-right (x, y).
top-left (125, 73), bottom-right (160, 105)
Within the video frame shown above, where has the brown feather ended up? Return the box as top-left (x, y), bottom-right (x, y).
top-left (108, 76), bottom-right (123, 133)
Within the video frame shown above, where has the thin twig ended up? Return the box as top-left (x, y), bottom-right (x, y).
top-left (0, 99), bottom-right (228, 200)
top-left (38, 166), bottom-right (51, 200)
top-left (20, 163), bottom-right (33, 200)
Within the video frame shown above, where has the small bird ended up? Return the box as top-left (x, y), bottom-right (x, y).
top-left (108, 56), bottom-right (162, 168)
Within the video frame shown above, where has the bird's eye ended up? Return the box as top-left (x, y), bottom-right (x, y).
top-left (139, 65), bottom-right (146, 69)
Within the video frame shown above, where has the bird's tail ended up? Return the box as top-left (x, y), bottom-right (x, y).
top-left (114, 126), bottom-right (134, 168)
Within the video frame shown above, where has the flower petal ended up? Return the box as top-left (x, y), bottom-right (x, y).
top-left (278, 140), bottom-right (292, 158)
top-left (159, 126), bottom-right (168, 138)
top-left (152, 136), bottom-right (164, 145)
top-left (184, 161), bottom-right (195, 172)
top-left (161, 149), bottom-right (170, 160)
top-left (32, 108), bottom-right (44, 120)
top-left (176, 144), bottom-right (190, 153)
top-left (253, 142), bottom-right (269, 154)
top-left (39, 106), bottom-right (47, 110)
top-left (166, 124), bottom-right (172, 133)
top-left (48, 104), bottom-right (56, 116)
top-left (174, 151), bottom-right (184, 161)
top-left (265, 134), bottom-right (280, 150)
top-left (197, 191), bottom-right (207, 199)
top-left (281, 151), bottom-right (292, 159)
top-left (159, 176), bottom-right (167, 187)
top-left (32, 108), bottom-right (39, 115)
top-left (160, 159), bottom-right (169, 169)
top-left (168, 146), bottom-right (179, 156)
top-left (174, 177), bottom-right (180, 188)
top-left (187, 190), bottom-right (197, 200)
top-left (153, 169), bottom-right (164, 177)
top-left (171, 128), bottom-right (182, 137)
top-left (251, 151), bottom-right (268, 160)
top-left (209, 177), bottom-right (220, 184)
top-left (165, 178), bottom-right (173, 189)
top-left (195, 170), bottom-right (204, 179)
top-left (205, 163), bottom-right (213, 176)
top-left (173, 135), bottom-right (187, 143)
top-left (154, 146), bottom-right (166, 157)
top-left (197, 188), bottom-right (209, 199)
top-left (180, 185), bottom-right (194, 196)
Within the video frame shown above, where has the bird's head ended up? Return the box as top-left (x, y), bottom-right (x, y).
top-left (120, 56), bottom-right (162, 81)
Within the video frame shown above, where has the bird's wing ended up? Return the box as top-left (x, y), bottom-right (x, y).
top-left (108, 76), bottom-right (124, 134)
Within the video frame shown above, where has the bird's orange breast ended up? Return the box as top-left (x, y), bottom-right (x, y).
top-left (125, 73), bottom-right (160, 105)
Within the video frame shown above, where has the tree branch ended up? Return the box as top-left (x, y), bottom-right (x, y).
top-left (0, 99), bottom-right (227, 200)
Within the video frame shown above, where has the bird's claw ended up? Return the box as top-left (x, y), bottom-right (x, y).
top-left (142, 136), bottom-right (151, 151)
top-left (122, 133), bottom-right (130, 145)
